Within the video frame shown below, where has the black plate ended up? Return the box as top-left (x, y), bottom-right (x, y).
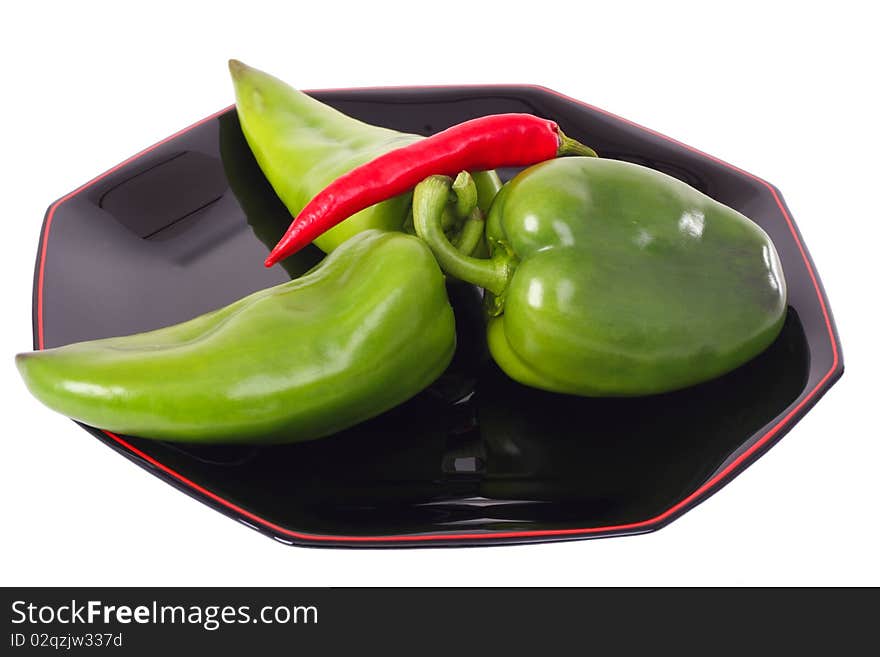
top-left (32, 86), bottom-right (843, 547)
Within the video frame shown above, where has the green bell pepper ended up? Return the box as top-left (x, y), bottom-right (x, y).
top-left (16, 230), bottom-right (456, 443)
top-left (229, 60), bottom-right (502, 253)
top-left (413, 157), bottom-right (787, 396)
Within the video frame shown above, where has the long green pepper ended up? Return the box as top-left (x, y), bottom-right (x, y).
top-left (16, 231), bottom-right (456, 443)
top-left (229, 60), bottom-right (501, 254)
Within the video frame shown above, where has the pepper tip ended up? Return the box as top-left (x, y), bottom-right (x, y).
top-left (228, 59), bottom-right (246, 78)
top-left (15, 351), bottom-right (31, 372)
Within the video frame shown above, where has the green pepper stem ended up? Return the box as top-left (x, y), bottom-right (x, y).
top-left (452, 171), bottom-right (478, 218)
top-left (453, 208), bottom-right (485, 257)
top-left (440, 207), bottom-right (458, 231)
top-left (413, 176), bottom-right (511, 296)
top-left (557, 128), bottom-right (598, 158)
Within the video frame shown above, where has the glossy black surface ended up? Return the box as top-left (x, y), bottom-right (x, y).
top-left (34, 86), bottom-right (842, 546)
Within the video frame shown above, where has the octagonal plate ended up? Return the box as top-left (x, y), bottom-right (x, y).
top-left (31, 85), bottom-right (843, 547)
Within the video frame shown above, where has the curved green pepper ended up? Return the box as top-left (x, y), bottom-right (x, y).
top-left (217, 110), bottom-right (325, 279)
top-left (229, 60), bottom-right (502, 253)
top-left (16, 231), bottom-right (455, 443)
top-left (413, 157), bottom-right (787, 396)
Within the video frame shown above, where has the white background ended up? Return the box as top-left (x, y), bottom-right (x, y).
top-left (2, 1), bottom-right (876, 586)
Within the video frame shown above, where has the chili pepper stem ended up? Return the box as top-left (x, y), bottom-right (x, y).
top-left (557, 129), bottom-right (598, 158)
top-left (413, 176), bottom-right (513, 297)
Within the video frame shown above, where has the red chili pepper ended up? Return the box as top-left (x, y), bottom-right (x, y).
top-left (264, 113), bottom-right (596, 266)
